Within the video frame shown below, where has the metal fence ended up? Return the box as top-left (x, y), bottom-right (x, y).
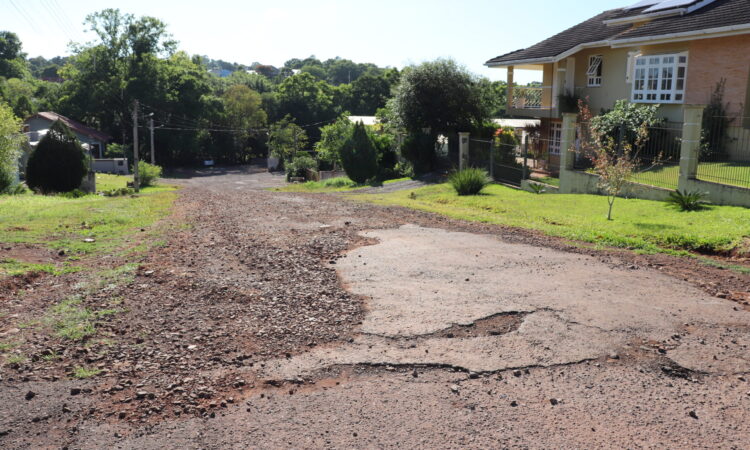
top-left (696, 115), bottom-right (750, 188)
top-left (573, 121), bottom-right (683, 190)
top-left (468, 138), bottom-right (527, 186)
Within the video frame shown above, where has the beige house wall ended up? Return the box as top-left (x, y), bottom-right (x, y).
top-left (565, 37), bottom-right (750, 122)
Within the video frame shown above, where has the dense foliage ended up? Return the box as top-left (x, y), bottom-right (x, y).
top-left (1, 10), bottom-right (507, 175)
top-left (0, 101), bottom-right (23, 193)
top-left (26, 120), bottom-right (88, 193)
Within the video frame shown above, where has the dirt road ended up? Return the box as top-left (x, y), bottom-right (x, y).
top-left (2, 167), bottom-right (749, 448)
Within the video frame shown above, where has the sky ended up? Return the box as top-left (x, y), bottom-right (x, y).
top-left (2, 0), bottom-right (628, 83)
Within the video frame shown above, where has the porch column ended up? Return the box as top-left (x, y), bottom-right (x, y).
top-left (507, 67), bottom-right (514, 115)
top-left (459, 132), bottom-right (470, 171)
top-left (678, 105), bottom-right (704, 191)
top-left (558, 113), bottom-right (577, 193)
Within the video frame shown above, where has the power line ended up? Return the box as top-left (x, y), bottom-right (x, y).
top-left (38, 0), bottom-right (74, 42)
top-left (9, 0), bottom-right (42, 34)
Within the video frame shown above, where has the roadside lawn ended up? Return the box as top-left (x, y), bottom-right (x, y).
top-left (0, 175), bottom-right (177, 275)
top-left (356, 183), bottom-right (750, 256)
top-left (275, 176), bottom-right (411, 193)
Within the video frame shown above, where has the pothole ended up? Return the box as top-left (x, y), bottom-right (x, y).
top-left (431, 312), bottom-right (527, 340)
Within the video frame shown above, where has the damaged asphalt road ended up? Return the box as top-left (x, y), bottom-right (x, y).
top-left (2, 167), bottom-right (749, 449)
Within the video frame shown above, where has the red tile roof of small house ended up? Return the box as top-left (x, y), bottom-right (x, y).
top-left (27, 112), bottom-right (112, 142)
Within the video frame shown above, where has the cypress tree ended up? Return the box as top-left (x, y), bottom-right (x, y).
top-left (26, 120), bottom-right (87, 193)
top-left (341, 121), bottom-right (378, 184)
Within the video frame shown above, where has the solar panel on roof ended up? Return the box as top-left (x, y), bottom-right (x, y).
top-left (643, 0), bottom-right (699, 12)
top-left (625, 0), bottom-right (663, 10)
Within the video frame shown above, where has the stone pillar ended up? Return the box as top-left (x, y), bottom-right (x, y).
top-left (458, 132), bottom-right (470, 171)
top-left (678, 105), bottom-right (704, 191)
top-left (558, 113), bottom-right (577, 193)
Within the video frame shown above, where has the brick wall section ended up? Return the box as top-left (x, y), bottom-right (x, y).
top-left (686, 35), bottom-right (750, 116)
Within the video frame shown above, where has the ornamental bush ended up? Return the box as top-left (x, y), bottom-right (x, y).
top-left (341, 121), bottom-right (378, 184)
top-left (449, 168), bottom-right (490, 196)
top-left (26, 120), bottom-right (87, 193)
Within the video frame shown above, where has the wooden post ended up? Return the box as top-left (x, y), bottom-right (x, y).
top-left (132, 100), bottom-right (140, 192)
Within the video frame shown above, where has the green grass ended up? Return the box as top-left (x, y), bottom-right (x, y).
top-left (72, 366), bottom-right (101, 379)
top-left (534, 176), bottom-right (560, 187)
top-left (95, 173), bottom-right (174, 194)
top-left (0, 176), bottom-right (177, 258)
top-left (0, 259), bottom-right (82, 277)
top-left (617, 162), bottom-right (750, 190)
top-left (696, 161), bottom-right (750, 188)
top-left (45, 295), bottom-right (122, 341)
top-left (357, 183), bottom-right (750, 255)
top-left (5, 354), bottom-right (26, 365)
top-left (275, 176), bottom-right (412, 193)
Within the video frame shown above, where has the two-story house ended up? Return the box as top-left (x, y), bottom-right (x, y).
top-left (486, 0), bottom-right (750, 172)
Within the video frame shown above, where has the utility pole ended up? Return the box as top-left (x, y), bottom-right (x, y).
top-left (149, 114), bottom-right (155, 165)
top-left (132, 100), bottom-right (140, 192)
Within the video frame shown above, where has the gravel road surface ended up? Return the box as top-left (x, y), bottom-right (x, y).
top-left (1, 166), bottom-right (749, 449)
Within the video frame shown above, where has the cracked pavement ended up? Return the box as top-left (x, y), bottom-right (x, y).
top-left (259, 225), bottom-right (746, 379)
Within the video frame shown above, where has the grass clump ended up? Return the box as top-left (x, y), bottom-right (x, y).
top-left (357, 183), bottom-right (750, 255)
top-left (72, 366), bottom-right (101, 379)
top-left (449, 168), bottom-right (490, 196)
top-left (47, 296), bottom-right (97, 341)
top-left (0, 259), bottom-right (82, 277)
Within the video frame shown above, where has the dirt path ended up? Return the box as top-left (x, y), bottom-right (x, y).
top-left (2, 167), bottom-right (749, 449)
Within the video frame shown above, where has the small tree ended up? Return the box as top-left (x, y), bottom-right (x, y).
top-left (0, 102), bottom-right (23, 193)
top-left (578, 100), bottom-right (651, 220)
top-left (314, 114), bottom-right (353, 169)
top-left (341, 121), bottom-right (378, 184)
top-left (268, 115), bottom-right (307, 165)
top-left (26, 120), bottom-right (88, 193)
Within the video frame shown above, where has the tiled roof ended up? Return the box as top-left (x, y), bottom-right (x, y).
top-left (29, 112), bottom-right (112, 142)
top-left (486, 0), bottom-right (750, 66)
top-left (613, 0), bottom-right (750, 41)
top-left (486, 9), bottom-right (632, 65)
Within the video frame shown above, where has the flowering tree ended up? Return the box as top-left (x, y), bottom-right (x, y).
top-left (578, 99), bottom-right (651, 220)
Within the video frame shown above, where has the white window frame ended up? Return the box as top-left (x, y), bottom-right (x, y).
top-left (631, 52), bottom-right (688, 104)
top-left (548, 122), bottom-right (562, 155)
top-left (587, 55), bottom-right (603, 87)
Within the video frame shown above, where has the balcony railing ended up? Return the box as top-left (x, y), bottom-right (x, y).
top-left (510, 86), bottom-right (552, 110)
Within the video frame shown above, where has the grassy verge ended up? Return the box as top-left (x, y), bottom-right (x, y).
top-left (0, 175), bottom-right (177, 258)
top-left (274, 176), bottom-right (412, 193)
top-left (356, 183), bottom-right (750, 255)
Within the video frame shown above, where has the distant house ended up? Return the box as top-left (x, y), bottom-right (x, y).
top-left (209, 68), bottom-right (232, 78)
top-left (486, 0), bottom-right (750, 171)
top-left (23, 112), bottom-right (111, 158)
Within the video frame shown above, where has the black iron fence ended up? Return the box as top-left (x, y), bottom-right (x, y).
top-left (468, 138), bottom-right (528, 187)
top-left (573, 121), bottom-right (683, 190)
top-left (697, 115), bottom-right (750, 188)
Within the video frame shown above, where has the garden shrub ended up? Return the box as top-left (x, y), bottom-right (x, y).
top-left (341, 122), bottom-right (378, 184)
top-left (449, 168), bottom-right (490, 195)
top-left (102, 187), bottom-right (135, 197)
top-left (285, 154), bottom-right (318, 181)
top-left (26, 120), bottom-right (88, 193)
top-left (667, 189), bottom-right (709, 211)
top-left (400, 131), bottom-right (436, 175)
top-left (136, 161), bottom-right (163, 187)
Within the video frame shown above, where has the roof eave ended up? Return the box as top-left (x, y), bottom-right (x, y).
top-left (609, 22), bottom-right (750, 47)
